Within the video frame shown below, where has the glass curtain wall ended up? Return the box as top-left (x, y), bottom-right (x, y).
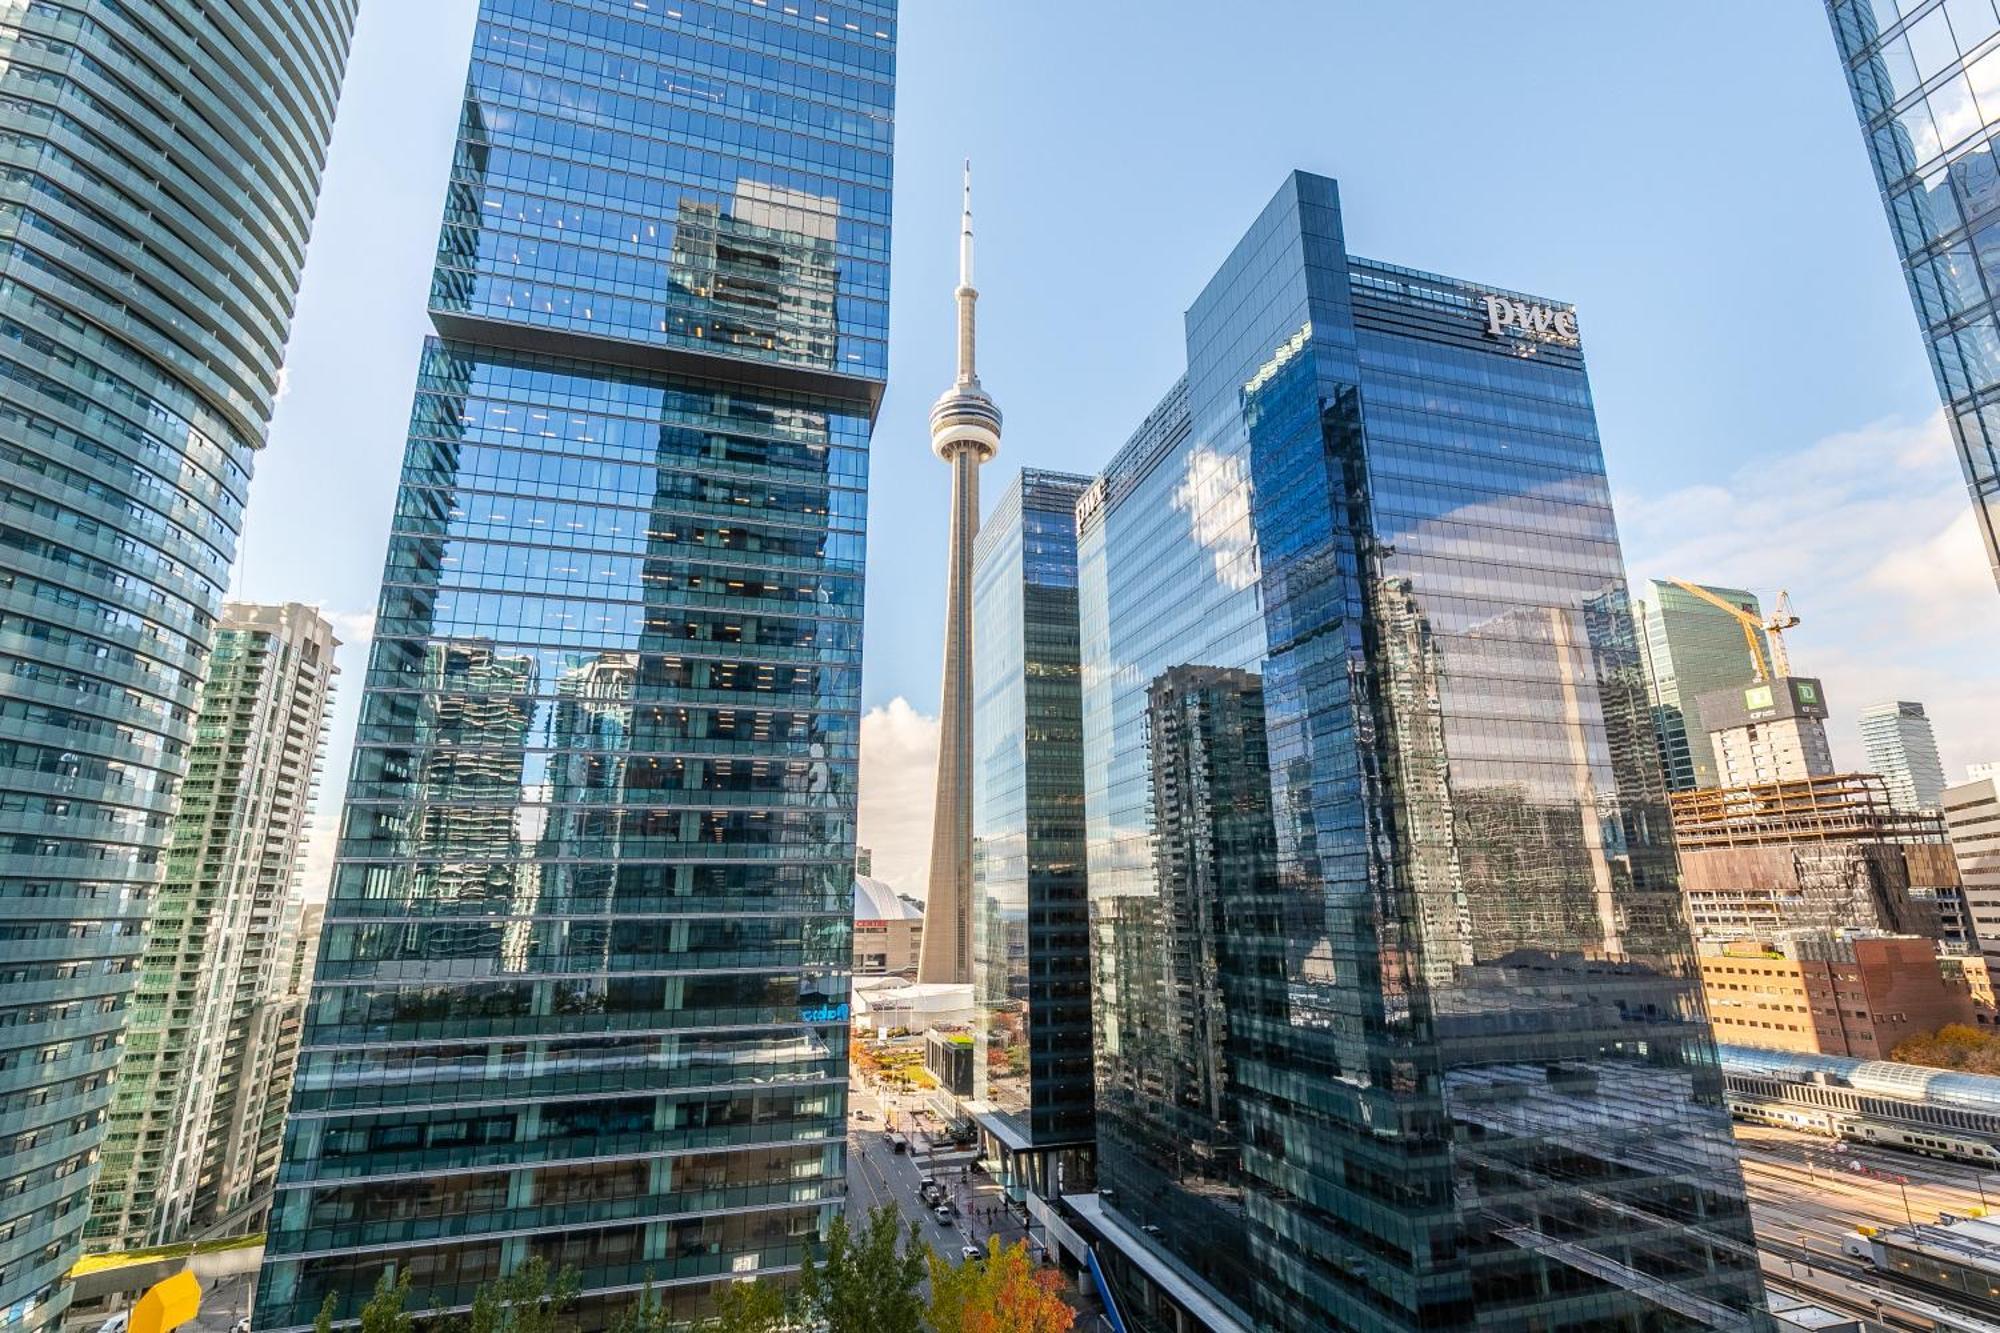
top-left (1077, 172), bottom-right (1768, 1333)
top-left (0, 3), bottom-right (356, 1329)
top-left (970, 470), bottom-right (1095, 1193)
top-left (255, 2), bottom-right (895, 1327)
top-left (1828, 0), bottom-right (2000, 588)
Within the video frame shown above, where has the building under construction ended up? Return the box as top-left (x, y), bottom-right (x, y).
top-left (1671, 772), bottom-right (1972, 950)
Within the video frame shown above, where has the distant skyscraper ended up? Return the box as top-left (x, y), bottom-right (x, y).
top-left (90, 605), bottom-right (338, 1250)
top-left (1070, 172), bottom-right (1767, 1331)
top-left (1701, 676), bottom-right (1837, 786)
top-left (1860, 699), bottom-right (1949, 811)
top-left (1826, 0), bottom-right (2000, 587)
top-left (1635, 581), bottom-right (1768, 789)
top-left (254, 2), bottom-right (896, 1326)
top-left (0, 4), bottom-right (355, 1326)
top-left (921, 169), bottom-right (1001, 986)
top-left (968, 469), bottom-right (1094, 1201)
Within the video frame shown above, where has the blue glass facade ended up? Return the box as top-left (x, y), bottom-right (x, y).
top-left (1076, 173), bottom-right (1767, 1332)
top-left (1827, 0), bottom-right (2000, 587)
top-left (255, 2), bottom-right (893, 1327)
top-left (969, 469), bottom-right (1094, 1193)
top-left (0, 3), bottom-right (355, 1329)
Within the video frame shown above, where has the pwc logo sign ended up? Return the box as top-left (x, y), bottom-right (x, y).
top-left (1481, 295), bottom-right (1579, 346)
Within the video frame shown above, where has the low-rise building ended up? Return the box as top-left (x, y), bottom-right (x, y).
top-left (926, 1029), bottom-right (976, 1099)
top-left (851, 976), bottom-right (973, 1037)
top-left (1698, 934), bottom-right (1979, 1059)
top-left (855, 875), bottom-right (924, 977)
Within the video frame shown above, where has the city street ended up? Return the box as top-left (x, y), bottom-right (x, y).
top-left (846, 1080), bottom-right (1037, 1264)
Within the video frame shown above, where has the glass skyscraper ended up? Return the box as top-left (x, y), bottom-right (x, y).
top-left (1634, 581), bottom-right (1767, 791)
top-left (254, 2), bottom-right (894, 1327)
top-left (968, 469), bottom-right (1094, 1201)
top-left (0, 4), bottom-right (355, 1329)
top-left (1073, 173), bottom-right (1768, 1332)
top-left (1827, 0), bottom-right (2000, 588)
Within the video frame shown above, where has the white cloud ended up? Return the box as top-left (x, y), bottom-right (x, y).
top-left (857, 697), bottom-right (940, 899)
top-left (1618, 411), bottom-right (2000, 778)
top-left (323, 607), bottom-right (376, 650)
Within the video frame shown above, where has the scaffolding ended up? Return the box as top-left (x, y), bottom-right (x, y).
top-left (1669, 772), bottom-right (1949, 851)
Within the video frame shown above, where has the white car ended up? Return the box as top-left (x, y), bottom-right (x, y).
top-left (960, 1245), bottom-right (983, 1261)
top-left (933, 1204), bottom-right (954, 1224)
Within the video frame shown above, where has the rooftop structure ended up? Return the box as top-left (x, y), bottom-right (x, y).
top-left (1700, 676), bottom-right (1836, 788)
top-left (1671, 772), bottom-right (1953, 850)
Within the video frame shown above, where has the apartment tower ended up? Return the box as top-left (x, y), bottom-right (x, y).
top-left (0, 5), bottom-right (355, 1327)
top-left (90, 605), bottom-right (338, 1248)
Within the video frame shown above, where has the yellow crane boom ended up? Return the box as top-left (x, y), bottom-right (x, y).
top-left (1665, 580), bottom-right (1775, 682)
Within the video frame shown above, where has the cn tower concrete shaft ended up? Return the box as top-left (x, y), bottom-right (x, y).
top-left (918, 162), bottom-right (1000, 986)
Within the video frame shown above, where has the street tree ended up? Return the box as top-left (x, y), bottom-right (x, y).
top-left (796, 1204), bottom-right (928, 1333)
top-left (927, 1237), bottom-right (1074, 1333)
top-left (459, 1258), bottom-right (581, 1333)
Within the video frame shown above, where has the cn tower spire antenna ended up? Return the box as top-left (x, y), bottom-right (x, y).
top-left (920, 158), bottom-right (1002, 987)
top-left (956, 159), bottom-right (978, 386)
top-left (960, 159), bottom-right (974, 288)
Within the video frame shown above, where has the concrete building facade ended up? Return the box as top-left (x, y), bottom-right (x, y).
top-left (854, 876), bottom-right (924, 978)
top-left (1699, 934), bottom-right (1979, 1059)
top-left (90, 604), bottom-right (338, 1250)
top-left (920, 170), bottom-right (1000, 987)
top-left (1945, 776), bottom-right (2000, 955)
top-left (1700, 676), bottom-right (1836, 787)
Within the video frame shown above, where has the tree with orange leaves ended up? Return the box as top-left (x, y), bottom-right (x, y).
top-left (927, 1237), bottom-right (1075, 1333)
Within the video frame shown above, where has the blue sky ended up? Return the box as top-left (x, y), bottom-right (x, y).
top-left (235, 3), bottom-right (2000, 897)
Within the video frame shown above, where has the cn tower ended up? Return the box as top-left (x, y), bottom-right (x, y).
top-left (918, 163), bottom-right (1000, 986)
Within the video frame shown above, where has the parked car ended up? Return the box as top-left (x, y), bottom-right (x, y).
top-left (960, 1245), bottom-right (983, 1261)
top-left (933, 1204), bottom-right (954, 1224)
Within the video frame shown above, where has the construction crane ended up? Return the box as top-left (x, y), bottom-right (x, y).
top-left (1664, 580), bottom-right (1801, 682)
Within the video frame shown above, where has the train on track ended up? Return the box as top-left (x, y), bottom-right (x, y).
top-left (1720, 1044), bottom-right (2000, 1166)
